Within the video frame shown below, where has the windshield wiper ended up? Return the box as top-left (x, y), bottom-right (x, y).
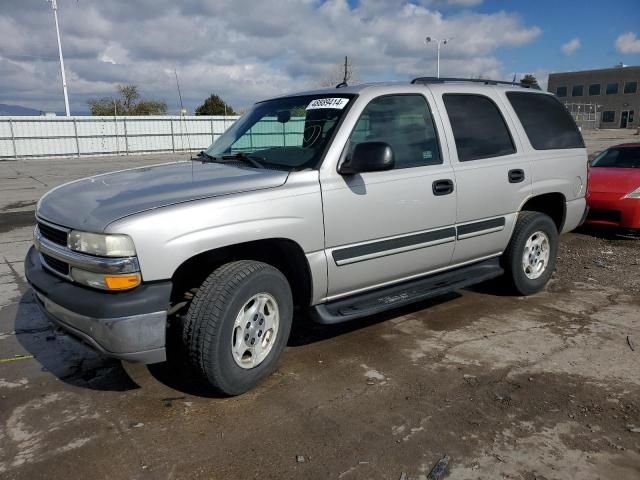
top-left (192, 151), bottom-right (265, 169)
top-left (193, 150), bottom-right (217, 162)
top-left (221, 152), bottom-right (265, 169)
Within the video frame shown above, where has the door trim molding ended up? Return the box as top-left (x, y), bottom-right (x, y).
top-left (330, 216), bottom-right (506, 266)
top-left (456, 217), bottom-right (506, 240)
top-left (332, 226), bottom-right (456, 266)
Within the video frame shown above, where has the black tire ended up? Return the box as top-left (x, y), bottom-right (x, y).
top-left (182, 260), bottom-right (293, 396)
top-left (502, 211), bottom-right (559, 296)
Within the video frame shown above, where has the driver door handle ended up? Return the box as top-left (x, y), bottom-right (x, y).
top-left (432, 179), bottom-right (454, 196)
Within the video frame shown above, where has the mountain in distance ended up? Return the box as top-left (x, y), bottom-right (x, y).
top-left (0, 103), bottom-right (75, 116)
top-left (0, 103), bottom-right (43, 115)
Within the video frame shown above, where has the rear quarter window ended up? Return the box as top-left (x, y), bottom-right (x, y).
top-left (442, 94), bottom-right (516, 162)
top-left (506, 92), bottom-right (584, 150)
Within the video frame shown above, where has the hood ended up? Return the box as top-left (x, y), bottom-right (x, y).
top-left (588, 167), bottom-right (640, 194)
top-left (37, 161), bottom-right (288, 232)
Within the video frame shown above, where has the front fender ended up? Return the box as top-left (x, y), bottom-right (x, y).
top-left (106, 171), bottom-right (325, 282)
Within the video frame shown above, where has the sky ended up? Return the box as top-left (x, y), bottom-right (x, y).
top-left (0, 0), bottom-right (639, 114)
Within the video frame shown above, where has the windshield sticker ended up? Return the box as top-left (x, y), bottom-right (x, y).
top-left (306, 98), bottom-right (350, 110)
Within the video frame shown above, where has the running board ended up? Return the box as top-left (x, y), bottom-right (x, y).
top-left (312, 258), bottom-right (503, 324)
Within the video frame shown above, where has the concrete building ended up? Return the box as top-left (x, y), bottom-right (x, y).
top-left (547, 65), bottom-right (639, 129)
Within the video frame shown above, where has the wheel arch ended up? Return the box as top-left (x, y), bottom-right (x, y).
top-left (170, 238), bottom-right (313, 311)
top-left (519, 192), bottom-right (566, 232)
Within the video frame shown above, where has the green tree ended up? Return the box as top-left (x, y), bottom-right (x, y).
top-left (520, 74), bottom-right (539, 87)
top-left (195, 94), bottom-right (236, 115)
top-left (87, 84), bottom-right (167, 116)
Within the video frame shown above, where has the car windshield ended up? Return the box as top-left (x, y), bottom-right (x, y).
top-left (591, 147), bottom-right (640, 168)
top-left (204, 94), bottom-right (355, 170)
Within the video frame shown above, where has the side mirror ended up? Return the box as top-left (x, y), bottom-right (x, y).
top-left (339, 142), bottom-right (394, 175)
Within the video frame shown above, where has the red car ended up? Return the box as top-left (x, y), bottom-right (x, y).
top-left (586, 143), bottom-right (640, 232)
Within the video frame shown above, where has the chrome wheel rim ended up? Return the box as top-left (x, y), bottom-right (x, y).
top-left (231, 293), bottom-right (279, 369)
top-left (522, 231), bottom-right (550, 280)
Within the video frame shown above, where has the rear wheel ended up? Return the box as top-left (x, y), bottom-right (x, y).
top-left (182, 260), bottom-right (293, 395)
top-left (502, 211), bottom-right (558, 295)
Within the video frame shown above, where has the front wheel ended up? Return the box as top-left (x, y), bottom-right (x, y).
top-left (182, 260), bottom-right (293, 396)
top-left (502, 211), bottom-right (559, 296)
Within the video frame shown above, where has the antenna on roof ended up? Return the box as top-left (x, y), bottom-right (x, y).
top-left (336, 56), bottom-right (349, 88)
top-left (174, 68), bottom-right (192, 153)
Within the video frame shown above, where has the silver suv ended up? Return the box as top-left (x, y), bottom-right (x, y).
top-left (26, 78), bottom-right (588, 395)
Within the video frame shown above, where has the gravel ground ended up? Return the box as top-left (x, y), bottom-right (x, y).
top-left (558, 229), bottom-right (640, 294)
top-left (0, 131), bottom-right (639, 480)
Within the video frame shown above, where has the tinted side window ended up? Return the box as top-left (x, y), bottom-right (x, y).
top-left (506, 92), bottom-right (584, 150)
top-left (442, 94), bottom-right (516, 162)
top-left (556, 86), bottom-right (567, 97)
top-left (571, 85), bottom-right (584, 97)
top-left (588, 84), bottom-right (601, 96)
top-left (349, 95), bottom-right (441, 168)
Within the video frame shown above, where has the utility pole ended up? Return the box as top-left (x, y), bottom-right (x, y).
top-left (48, 0), bottom-right (70, 116)
top-left (425, 36), bottom-right (453, 79)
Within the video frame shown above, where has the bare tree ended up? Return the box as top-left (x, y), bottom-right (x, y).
top-left (87, 84), bottom-right (167, 116)
top-left (118, 85), bottom-right (140, 112)
top-left (317, 57), bottom-right (359, 87)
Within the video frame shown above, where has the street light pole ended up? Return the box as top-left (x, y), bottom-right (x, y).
top-left (48, 0), bottom-right (70, 116)
top-left (425, 36), bottom-right (453, 79)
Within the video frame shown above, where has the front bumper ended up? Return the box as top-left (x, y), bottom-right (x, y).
top-left (25, 246), bottom-right (171, 364)
top-left (586, 192), bottom-right (640, 230)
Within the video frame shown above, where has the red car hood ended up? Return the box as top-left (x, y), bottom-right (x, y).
top-left (588, 167), bottom-right (640, 194)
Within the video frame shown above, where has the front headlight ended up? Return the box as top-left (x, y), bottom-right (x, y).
top-left (625, 187), bottom-right (640, 199)
top-left (68, 231), bottom-right (136, 257)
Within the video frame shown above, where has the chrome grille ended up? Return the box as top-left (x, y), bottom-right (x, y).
top-left (37, 221), bottom-right (68, 247)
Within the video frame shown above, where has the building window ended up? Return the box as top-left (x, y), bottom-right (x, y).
top-left (624, 81), bottom-right (638, 94)
top-left (602, 111), bottom-right (615, 123)
top-left (588, 84), bottom-right (601, 96)
top-left (442, 94), bottom-right (516, 162)
top-left (606, 83), bottom-right (619, 95)
top-left (571, 85), bottom-right (584, 97)
top-left (556, 86), bottom-right (567, 97)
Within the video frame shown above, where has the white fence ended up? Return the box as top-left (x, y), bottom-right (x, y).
top-left (0, 115), bottom-right (240, 159)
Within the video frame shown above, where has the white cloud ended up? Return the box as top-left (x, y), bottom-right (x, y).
top-left (0, 0), bottom-right (541, 113)
top-left (561, 38), bottom-right (581, 55)
top-left (615, 32), bottom-right (640, 54)
top-left (446, 0), bottom-right (483, 5)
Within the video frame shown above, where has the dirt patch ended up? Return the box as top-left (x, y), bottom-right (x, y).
top-left (556, 228), bottom-right (640, 295)
top-left (1, 201), bottom-right (37, 213)
top-left (0, 211), bottom-right (35, 234)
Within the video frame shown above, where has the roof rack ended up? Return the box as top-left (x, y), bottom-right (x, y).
top-left (411, 77), bottom-right (541, 90)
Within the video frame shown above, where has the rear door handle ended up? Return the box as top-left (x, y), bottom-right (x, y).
top-left (432, 179), bottom-right (454, 196)
top-left (508, 169), bottom-right (525, 183)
